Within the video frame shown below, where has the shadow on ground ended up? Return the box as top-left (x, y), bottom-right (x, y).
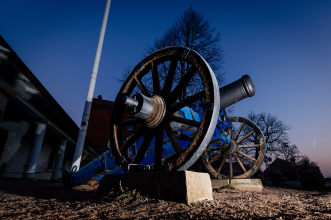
top-left (262, 180), bottom-right (331, 195)
top-left (0, 178), bottom-right (96, 201)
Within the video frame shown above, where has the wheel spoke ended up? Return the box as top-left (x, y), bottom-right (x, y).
top-left (181, 125), bottom-right (198, 134)
top-left (165, 125), bottom-right (183, 154)
top-left (259, 137), bottom-right (264, 146)
top-left (238, 144), bottom-right (260, 148)
top-left (170, 115), bottom-right (200, 127)
top-left (154, 130), bottom-right (164, 168)
top-left (229, 154), bottom-right (233, 179)
top-left (234, 122), bottom-right (245, 140)
top-left (209, 152), bottom-right (223, 164)
top-left (152, 62), bottom-right (161, 94)
top-left (170, 91), bottom-right (204, 113)
top-left (178, 132), bottom-right (194, 141)
top-left (237, 150), bottom-right (256, 162)
top-left (217, 155), bottom-right (227, 175)
top-left (116, 118), bottom-right (142, 127)
top-left (237, 130), bottom-right (255, 144)
top-left (168, 65), bottom-right (197, 103)
top-left (162, 59), bottom-right (178, 97)
top-left (119, 126), bottom-right (145, 151)
top-left (135, 77), bottom-right (150, 97)
top-left (134, 132), bottom-right (154, 163)
top-left (228, 127), bottom-right (232, 139)
top-left (234, 153), bottom-right (246, 173)
top-left (206, 145), bottom-right (221, 152)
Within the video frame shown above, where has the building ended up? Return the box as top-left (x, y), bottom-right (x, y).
top-left (86, 96), bottom-right (113, 154)
top-left (0, 35), bottom-right (98, 181)
top-left (85, 96), bottom-right (134, 156)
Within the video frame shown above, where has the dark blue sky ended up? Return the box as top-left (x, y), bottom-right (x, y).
top-left (1, 0), bottom-right (331, 176)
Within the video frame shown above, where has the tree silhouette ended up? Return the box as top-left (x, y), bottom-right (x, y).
top-left (120, 8), bottom-right (224, 101)
top-left (246, 112), bottom-right (301, 160)
top-left (148, 7), bottom-right (224, 88)
top-left (277, 142), bottom-right (301, 161)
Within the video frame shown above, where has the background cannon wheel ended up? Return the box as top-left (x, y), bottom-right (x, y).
top-left (203, 116), bottom-right (266, 179)
top-left (110, 47), bottom-right (220, 172)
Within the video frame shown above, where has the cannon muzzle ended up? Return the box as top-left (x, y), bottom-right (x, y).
top-left (219, 75), bottom-right (255, 109)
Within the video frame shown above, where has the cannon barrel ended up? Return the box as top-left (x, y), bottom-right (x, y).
top-left (219, 75), bottom-right (255, 109)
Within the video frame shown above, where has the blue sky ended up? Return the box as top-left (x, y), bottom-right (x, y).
top-left (1, 0), bottom-right (331, 177)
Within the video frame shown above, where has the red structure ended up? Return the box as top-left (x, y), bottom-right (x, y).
top-left (86, 97), bottom-right (113, 153)
top-left (86, 96), bottom-right (133, 154)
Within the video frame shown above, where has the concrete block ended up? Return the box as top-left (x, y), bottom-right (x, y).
top-left (212, 178), bottom-right (263, 192)
top-left (98, 170), bottom-right (213, 204)
top-left (185, 171), bottom-right (213, 204)
top-left (211, 179), bottom-right (229, 189)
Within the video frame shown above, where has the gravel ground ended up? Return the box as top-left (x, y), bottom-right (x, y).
top-left (0, 179), bottom-right (330, 219)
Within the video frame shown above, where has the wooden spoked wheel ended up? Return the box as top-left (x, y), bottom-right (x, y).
top-left (203, 116), bottom-right (266, 179)
top-left (110, 47), bottom-right (220, 172)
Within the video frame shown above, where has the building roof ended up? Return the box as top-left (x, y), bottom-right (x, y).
top-left (0, 35), bottom-right (78, 144)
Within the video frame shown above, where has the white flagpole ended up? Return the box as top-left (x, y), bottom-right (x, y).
top-left (71, 0), bottom-right (111, 171)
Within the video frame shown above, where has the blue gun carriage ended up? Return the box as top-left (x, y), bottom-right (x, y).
top-left (63, 47), bottom-right (265, 186)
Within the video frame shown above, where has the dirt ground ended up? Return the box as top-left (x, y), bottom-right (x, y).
top-left (0, 179), bottom-right (330, 219)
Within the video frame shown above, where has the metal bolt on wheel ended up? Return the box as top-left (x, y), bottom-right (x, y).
top-left (203, 116), bottom-right (266, 179)
top-left (110, 47), bottom-right (220, 172)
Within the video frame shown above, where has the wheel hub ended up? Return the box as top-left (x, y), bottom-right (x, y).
top-left (122, 94), bottom-right (166, 128)
top-left (228, 139), bottom-right (237, 154)
top-left (145, 95), bottom-right (166, 127)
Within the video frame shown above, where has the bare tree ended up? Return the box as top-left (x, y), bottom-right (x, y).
top-left (148, 7), bottom-right (224, 86)
top-left (247, 112), bottom-right (301, 160)
top-left (276, 142), bottom-right (301, 161)
top-left (119, 7), bottom-right (224, 102)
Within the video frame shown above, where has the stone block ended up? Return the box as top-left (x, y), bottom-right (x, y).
top-left (98, 170), bottom-right (213, 204)
top-left (211, 179), bottom-right (229, 189)
top-left (185, 171), bottom-right (213, 204)
top-left (212, 178), bottom-right (263, 192)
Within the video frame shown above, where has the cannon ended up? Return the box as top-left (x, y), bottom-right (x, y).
top-left (62, 46), bottom-right (265, 186)
top-left (110, 46), bottom-right (266, 179)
